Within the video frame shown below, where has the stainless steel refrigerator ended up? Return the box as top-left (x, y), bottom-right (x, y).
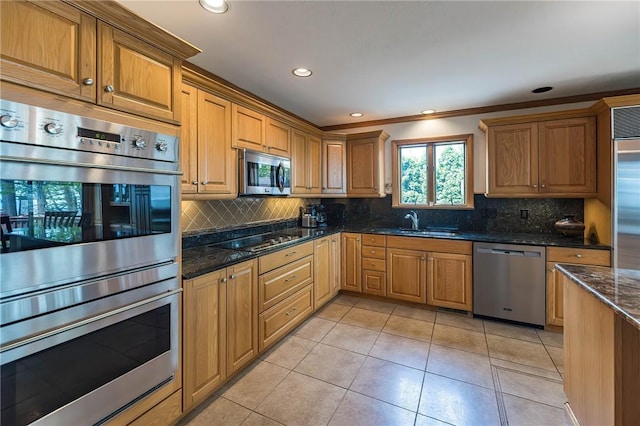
top-left (613, 106), bottom-right (640, 270)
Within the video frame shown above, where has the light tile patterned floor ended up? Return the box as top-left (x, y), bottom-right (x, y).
top-left (179, 295), bottom-right (569, 426)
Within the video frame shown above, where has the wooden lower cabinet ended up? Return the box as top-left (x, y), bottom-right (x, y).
top-left (341, 233), bottom-right (362, 292)
top-left (226, 260), bottom-right (259, 375)
top-left (330, 235), bottom-right (342, 295)
top-left (259, 285), bottom-right (314, 352)
top-left (183, 270), bottom-right (226, 410)
top-left (546, 247), bottom-right (611, 326)
top-left (386, 248), bottom-right (427, 303)
top-left (362, 270), bottom-right (386, 296)
top-left (427, 252), bottom-right (472, 311)
top-left (314, 236), bottom-right (333, 308)
top-left (128, 390), bottom-right (183, 426)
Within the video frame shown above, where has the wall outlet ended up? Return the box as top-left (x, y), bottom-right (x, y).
top-left (520, 209), bottom-right (529, 219)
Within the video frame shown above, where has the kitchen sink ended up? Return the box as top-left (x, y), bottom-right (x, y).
top-left (397, 228), bottom-right (460, 237)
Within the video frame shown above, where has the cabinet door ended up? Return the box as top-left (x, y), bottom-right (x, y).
top-left (308, 135), bottom-right (322, 194)
top-left (387, 248), bottom-right (426, 303)
top-left (265, 118), bottom-right (290, 157)
top-left (330, 235), bottom-right (342, 296)
top-left (197, 91), bottom-right (236, 195)
top-left (341, 233), bottom-right (362, 292)
top-left (363, 270), bottom-right (386, 296)
top-left (487, 123), bottom-right (539, 195)
top-left (99, 22), bottom-right (179, 122)
top-left (290, 129), bottom-right (309, 194)
top-left (226, 259), bottom-right (258, 375)
top-left (427, 252), bottom-right (472, 311)
top-left (232, 104), bottom-right (265, 151)
top-left (183, 271), bottom-right (226, 409)
top-left (180, 83), bottom-right (199, 193)
top-left (538, 117), bottom-right (596, 195)
top-left (546, 263), bottom-right (564, 326)
top-left (322, 139), bottom-right (347, 194)
top-left (0, 1), bottom-right (96, 102)
top-left (314, 236), bottom-right (332, 308)
top-left (347, 137), bottom-right (381, 195)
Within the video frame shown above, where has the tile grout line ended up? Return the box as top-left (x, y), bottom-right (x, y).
top-left (491, 365), bottom-right (510, 426)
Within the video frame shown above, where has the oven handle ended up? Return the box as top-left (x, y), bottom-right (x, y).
top-left (0, 155), bottom-right (182, 176)
top-left (0, 288), bottom-right (182, 353)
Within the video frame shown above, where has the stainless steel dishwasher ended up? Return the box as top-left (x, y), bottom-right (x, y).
top-left (473, 242), bottom-right (546, 326)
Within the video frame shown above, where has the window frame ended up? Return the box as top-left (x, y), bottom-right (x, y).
top-left (391, 133), bottom-right (474, 209)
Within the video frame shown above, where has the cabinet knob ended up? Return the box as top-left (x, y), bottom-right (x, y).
top-left (541, 184), bottom-right (547, 188)
top-left (371, 250), bottom-right (376, 254)
top-left (83, 78), bottom-right (94, 86)
top-left (575, 254), bottom-right (582, 258)
top-left (221, 278), bottom-right (228, 283)
top-left (421, 257), bottom-right (426, 260)
top-left (532, 184), bottom-right (538, 188)
top-left (104, 84), bottom-right (114, 93)
top-left (201, 180), bottom-right (208, 185)
top-left (191, 180), bottom-right (198, 185)
top-left (229, 274), bottom-right (236, 279)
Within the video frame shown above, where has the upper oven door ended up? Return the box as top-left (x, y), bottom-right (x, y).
top-left (0, 143), bottom-right (180, 299)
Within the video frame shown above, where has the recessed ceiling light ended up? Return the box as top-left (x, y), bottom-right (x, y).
top-left (292, 68), bottom-right (312, 77)
top-left (421, 109), bottom-right (436, 115)
top-left (349, 112), bottom-right (363, 118)
top-left (199, 0), bottom-right (229, 14)
top-left (532, 86), bottom-right (553, 94)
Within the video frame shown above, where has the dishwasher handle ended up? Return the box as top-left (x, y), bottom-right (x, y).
top-left (477, 247), bottom-right (541, 257)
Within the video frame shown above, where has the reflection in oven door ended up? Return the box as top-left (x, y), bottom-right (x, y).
top-left (0, 278), bottom-right (180, 426)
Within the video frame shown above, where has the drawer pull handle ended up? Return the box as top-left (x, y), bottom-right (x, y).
top-left (284, 275), bottom-right (297, 282)
top-left (575, 254), bottom-right (582, 258)
top-left (285, 307), bottom-right (298, 316)
top-left (285, 251), bottom-right (297, 257)
top-left (371, 250), bottom-right (376, 254)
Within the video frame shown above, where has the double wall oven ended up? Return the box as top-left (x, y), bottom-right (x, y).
top-left (0, 99), bottom-right (181, 425)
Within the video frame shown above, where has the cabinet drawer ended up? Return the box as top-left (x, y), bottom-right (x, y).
top-left (259, 256), bottom-right (313, 312)
top-left (259, 241), bottom-right (314, 274)
top-left (547, 247), bottom-right (610, 266)
top-left (362, 245), bottom-right (385, 259)
top-left (362, 257), bottom-right (386, 272)
top-left (258, 285), bottom-right (313, 352)
top-left (361, 234), bottom-right (386, 247)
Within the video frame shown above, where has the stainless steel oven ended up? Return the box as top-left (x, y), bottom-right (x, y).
top-left (0, 98), bottom-right (181, 425)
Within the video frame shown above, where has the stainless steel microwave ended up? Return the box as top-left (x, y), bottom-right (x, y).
top-left (239, 150), bottom-right (291, 196)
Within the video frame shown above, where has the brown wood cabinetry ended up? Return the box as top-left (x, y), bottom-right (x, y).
top-left (259, 285), bottom-right (314, 351)
top-left (180, 83), bottom-right (237, 198)
top-left (291, 129), bottom-right (322, 195)
top-left (226, 260), bottom-right (259, 375)
top-left (330, 234), bottom-right (342, 295)
top-left (546, 247), bottom-right (610, 326)
top-left (183, 269), bottom-right (226, 410)
top-left (481, 112), bottom-right (596, 197)
top-left (362, 234), bottom-right (387, 296)
top-left (231, 104), bottom-right (265, 151)
top-left (0, 1), bottom-right (197, 123)
top-left (341, 233), bottom-right (362, 292)
top-left (265, 117), bottom-right (291, 157)
top-left (346, 130), bottom-right (389, 197)
top-left (314, 236), bottom-right (341, 308)
top-left (386, 247), bottom-right (427, 303)
top-left (322, 135), bottom-right (347, 195)
top-left (127, 390), bottom-right (182, 426)
top-left (427, 252), bottom-right (472, 311)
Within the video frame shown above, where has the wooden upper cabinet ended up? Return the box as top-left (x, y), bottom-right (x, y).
top-left (322, 136), bottom-right (347, 194)
top-left (0, 1), bottom-right (97, 102)
top-left (487, 123), bottom-right (539, 195)
top-left (538, 117), bottom-right (596, 194)
top-left (232, 104), bottom-right (265, 151)
top-left (482, 111), bottom-right (597, 198)
top-left (346, 130), bottom-right (389, 197)
top-left (291, 129), bottom-right (321, 195)
top-left (427, 252), bottom-right (472, 311)
top-left (181, 83), bottom-right (236, 198)
top-left (265, 118), bottom-right (291, 157)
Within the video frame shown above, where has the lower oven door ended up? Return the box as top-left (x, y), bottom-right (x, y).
top-left (0, 279), bottom-right (181, 426)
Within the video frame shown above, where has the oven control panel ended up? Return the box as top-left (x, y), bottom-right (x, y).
top-left (0, 99), bottom-right (178, 163)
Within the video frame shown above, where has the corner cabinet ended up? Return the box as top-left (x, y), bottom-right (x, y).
top-left (546, 247), bottom-right (610, 326)
top-left (180, 83), bottom-right (237, 198)
top-left (291, 129), bottom-right (322, 195)
top-left (346, 130), bottom-right (389, 197)
top-left (482, 113), bottom-right (596, 198)
top-left (0, 0), bottom-right (197, 123)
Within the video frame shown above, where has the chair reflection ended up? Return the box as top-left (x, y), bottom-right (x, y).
top-left (44, 211), bottom-right (78, 228)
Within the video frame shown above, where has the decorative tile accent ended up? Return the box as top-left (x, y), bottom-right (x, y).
top-left (181, 198), bottom-right (318, 232)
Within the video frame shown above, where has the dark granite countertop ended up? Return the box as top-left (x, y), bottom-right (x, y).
top-left (556, 264), bottom-right (640, 330)
top-left (182, 225), bottom-right (610, 280)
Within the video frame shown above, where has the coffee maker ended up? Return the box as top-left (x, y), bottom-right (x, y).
top-left (299, 206), bottom-right (317, 228)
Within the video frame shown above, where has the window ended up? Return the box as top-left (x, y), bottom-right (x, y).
top-left (391, 134), bottom-right (473, 209)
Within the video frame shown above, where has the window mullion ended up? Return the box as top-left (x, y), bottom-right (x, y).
top-left (427, 143), bottom-right (435, 205)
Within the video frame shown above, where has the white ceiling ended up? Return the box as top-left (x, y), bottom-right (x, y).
top-left (118, 0), bottom-right (640, 127)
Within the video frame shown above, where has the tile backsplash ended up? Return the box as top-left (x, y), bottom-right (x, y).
top-left (181, 197), bottom-right (317, 233)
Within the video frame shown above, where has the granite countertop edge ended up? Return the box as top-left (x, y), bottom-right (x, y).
top-left (182, 225), bottom-right (611, 280)
top-left (556, 264), bottom-right (640, 331)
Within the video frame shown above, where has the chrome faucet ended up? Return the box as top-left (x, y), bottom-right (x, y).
top-left (404, 211), bottom-right (419, 230)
